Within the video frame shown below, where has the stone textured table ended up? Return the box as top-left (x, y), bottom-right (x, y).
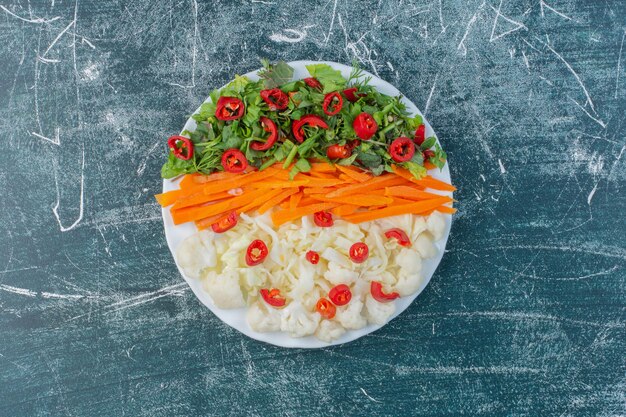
top-left (1, 0), bottom-right (624, 415)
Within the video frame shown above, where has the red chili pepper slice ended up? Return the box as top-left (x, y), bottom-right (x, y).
top-left (322, 92), bottom-right (343, 116)
top-left (353, 112), bottom-right (378, 140)
top-left (370, 281), bottom-right (400, 303)
top-left (389, 137), bottom-right (415, 162)
top-left (349, 242), bottom-right (369, 263)
top-left (260, 288), bottom-right (286, 307)
top-left (329, 284), bottom-right (352, 306)
top-left (414, 124), bottom-right (426, 145)
top-left (343, 87), bottom-right (365, 102)
top-left (167, 135), bottom-right (194, 160)
top-left (211, 211), bottom-right (238, 233)
top-left (246, 239), bottom-right (269, 266)
top-left (215, 96), bottom-right (245, 121)
top-left (384, 228), bottom-right (411, 247)
top-left (306, 250), bottom-right (320, 264)
top-left (315, 297), bottom-right (336, 319)
top-left (250, 116), bottom-right (278, 151)
top-left (423, 149), bottom-right (435, 160)
top-left (314, 211), bottom-right (333, 227)
top-left (260, 88), bottom-right (289, 111)
top-left (304, 77), bottom-right (322, 89)
top-left (326, 144), bottom-right (351, 159)
top-left (221, 149), bottom-right (248, 173)
top-left (291, 114), bottom-right (329, 143)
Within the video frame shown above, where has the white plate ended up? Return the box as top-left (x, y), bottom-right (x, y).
top-left (161, 61), bottom-right (452, 348)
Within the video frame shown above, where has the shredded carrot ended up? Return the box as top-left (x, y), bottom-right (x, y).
top-left (237, 189), bottom-right (283, 214)
top-left (303, 187), bottom-right (334, 195)
top-left (172, 188), bottom-right (268, 225)
top-left (172, 190), bottom-right (238, 211)
top-left (201, 168), bottom-right (278, 195)
top-left (250, 180), bottom-right (310, 188)
top-left (258, 188), bottom-right (300, 215)
top-left (326, 174), bottom-right (405, 198)
top-left (435, 205), bottom-right (457, 214)
top-left (195, 214), bottom-right (224, 230)
top-left (271, 202), bottom-right (339, 227)
top-left (309, 194), bottom-right (393, 206)
top-left (331, 204), bottom-right (360, 216)
top-left (384, 186), bottom-right (445, 201)
top-left (335, 165), bottom-right (372, 182)
top-left (391, 165), bottom-right (456, 191)
top-left (342, 197), bottom-right (452, 223)
top-left (310, 162), bottom-right (336, 172)
top-left (289, 192), bottom-right (303, 210)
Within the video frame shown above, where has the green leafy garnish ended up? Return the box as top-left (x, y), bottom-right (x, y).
top-left (259, 59), bottom-right (294, 89)
top-left (305, 63), bottom-right (346, 93)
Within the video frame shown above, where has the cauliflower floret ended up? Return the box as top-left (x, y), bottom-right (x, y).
top-left (426, 211), bottom-right (446, 241)
top-left (280, 302), bottom-right (321, 337)
top-left (324, 261), bottom-right (359, 286)
top-left (239, 267), bottom-right (270, 297)
top-left (394, 271), bottom-right (423, 296)
top-left (335, 299), bottom-right (367, 330)
top-left (204, 270), bottom-right (245, 308)
top-left (396, 248), bottom-right (422, 275)
top-left (414, 232), bottom-right (437, 259)
top-left (364, 294), bottom-right (396, 325)
top-left (288, 261), bottom-right (315, 301)
top-left (246, 301), bottom-right (281, 332)
top-left (176, 232), bottom-right (216, 279)
top-left (315, 320), bottom-right (346, 343)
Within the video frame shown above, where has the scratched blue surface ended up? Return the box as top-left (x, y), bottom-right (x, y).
top-left (0, 0), bottom-right (625, 415)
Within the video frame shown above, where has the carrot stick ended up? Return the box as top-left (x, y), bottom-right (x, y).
top-left (172, 188), bottom-right (268, 225)
top-left (258, 188), bottom-right (300, 215)
top-left (194, 214), bottom-right (224, 230)
top-left (326, 174), bottom-right (405, 198)
top-left (303, 187), bottom-right (334, 195)
top-left (310, 162), bottom-right (336, 172)
top-left (435, 205), bottom-right (457, 214)
top-left (201, 168), bottom-right (278, 195)
top-left (250, 180), bottom-right (310, 188)
top-left (307, 171), bottom-right (336, 179)
top-left (238, 189), bottom-right (284, 214)
top-left (384, 186), bottom-right (445, 201)
top-left (155, 190), bottom-right (185, 207)
top-left (172, 191), bottom-right (234, 211)
top-left (335, 165), bottom-right (372, 182)
top-left (342, 197), bottom-right (452, 224)
top-left (391, 165), bottom-right (456, 191)
top-left (299, 177), bottom-right (346, 187)
top-left (331, 204), bottom-right (360, 216)
top-left (338, 174), bottom-right (358, 183)
top-left (180, 171), bottom-right (237, 188)
top-left (280, 201), bottom-right (290, 209)
top-left (424, 161), bottom-right (436, 170)
top-left (271, 202), bottom-right (339, 227)
top-left (289, 192), bottom-right (303, 210)
top-left (309, 194), bottom-right (393, 206)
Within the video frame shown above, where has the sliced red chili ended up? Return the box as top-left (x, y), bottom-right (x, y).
top-left (315, 298), bottom-right (336, 319)
top-left (221, 149), bottom-right (248, 173)
top-left (343, 87), bottom-right (365, 102)
top-left (304, 77), bottom-right (322, 89)
top-left (389, 137), bottom-right (415, 162)
top-left (414, 124), bottom-right (426, 145)
top-left (322, 92), bottom-right (343, 116)
top-left (384, 228), bottom-right (411, 247)
top-left (167, 135), bottom-right (194, 160)
top-left (250, 116), bottom-right (278, 151)
top-left (291, 114), bottom-right (329, 143)
top-left (260, 88), bottom-right (289, 111)
top-left (260, 288), bottom-right (286, 307)
top-left (370, 281), bottom-right (400, 303)
top-left (326, 144), bottom-right (351, 159)
top-left (314, 211), bottom-right (333, 227)
top-left (353, 112), bottom-right (378, 140)
top-left (349, 242), bottom-right (369, 263)
top-left (306, 250), bottom-right (320, 265)
top-left (329, 284), bottom-right (352, 306)
top-left (246, 239), bottom-right (269, 266)
top-left (211, 211), bottom-right (238, 233)
top-left (215, 96), bottom-right (245, 121)
top-left (423, 149), bottom-right (435, 160)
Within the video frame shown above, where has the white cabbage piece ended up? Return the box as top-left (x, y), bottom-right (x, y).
top-left (414, 232), bottom-right (437, 259)
top-left (335, 299), bottom-right (367, 330)
top-left (288, 261), bottom-right (315, 301)
top-left (246, 301), bottom-right (281, 332)
top-left (315, 320), bottom-right (346, 343)
top-left (426, 211), bottom-right (446, 241)
top-left (396, 248), bottom-right (422, 275)
top-left (176, 231), bottom-right (216, 279)
top-left (324, 261), bottom-right (359, 286)
top-left (203, 270), bottom-right (245, 308)
top-left (321, 247), bottom-right (352, 269)
top-left (364, 294), bottom-right (396, 325)
top-left (280, 302), bottom-right (321, 337)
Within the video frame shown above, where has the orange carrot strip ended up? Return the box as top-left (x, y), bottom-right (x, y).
top-left (390, 197), bottom-right (417, 205)
top-left (303, 187), bottom-right (334, 195)
top-left (181, 171), bottom-right (238, 188)
top-left (342, 197), bottom-right (452, 224)
top-left (310, 162), bottom-right (337, 173)
top-left (307, 171), bottom-right (336, 179)
top-left (172, 190), bottom-right (241, 211)
top-left (335, 165), bottom-right (372, 182)
top-left (384, 186), bottom-right (445, 201)
top-left (338, 174), bottom-right (358, 183)
top-left (289, 192), bottom-right (303, 210)
top-left (391, 165), bottom-right (456, 191)
top-left (271, 202), bottom-right (339, 227)
top-left (435, 205), bottom-right (457, 214)
top-left (326, 174), bottom-right (405, 198)
top-left (250, 180), bottom-right (310, 188)
top-left (424, 161), bottom-right (436, 170)
top-left (172, 188), bottom-right (268, 225)
top-left (155, 190), bottom-right (185, 207)
top-left (298, 196), bottom-right (319, 206)
top-left (201, 168), bottom-right (278, 195)
top-left (331, 204), bottom-right (360, 216)
top-left (309, 194), bottom-right (393, 206)
top-left (299, 177), bottom-right (346, 187)
top-left (258, 188), bottom-right (300, 215)
top-left (238, 189), bottom-right (284, 214)
top-left (194, 214), bottom-right (224, 231)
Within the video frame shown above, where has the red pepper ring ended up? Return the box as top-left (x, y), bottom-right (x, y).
top-left (251, 117), bottom-right (278, 151)
top-left (221, 149), bottom-right (248, 173)
top-left (315, 297), bottom-right (336, 319)
top-left (260, 288), bottom-right (286, 308)
top-left (384, 228), bottom-right (411, 247)
top-left (260, 88), bottom-right (289, 111)
top-left (329, 284), bottom-right (352, 306)
top-left (349, 242), bottom-right (369, 263)
top-left (389, 137), bottom-right (415, 162)
top-left (423, 149), bottom-right (435, 160)
top-left (211, 211), bottom-right (238, 233)
top-left (414, 124), bottom-right (426, 146)
top-left (313, 210), bottom-right (333, 227)
top-left (370, 281), bottom-right (400, 303)
top-left (353, 112), bottom-right (378, 140)
top-left (343, 87), bottom-right (365, 103)
top-left (215, 96), bottom-right (245, 121)
top-left (306, 250), bottom-right (320, 264)
top-left (291, 114), bottom-right (329, 143)
top-left (304, 77), bottom-right (322, 89)
top-left (167, 135), bottom-right (194, 160)
top-left (326, 144), bottom-right (351, 160)
top-left (246, 239), bottom-right (269, 266)
top-left (322, 92), bottom-right (343, 116)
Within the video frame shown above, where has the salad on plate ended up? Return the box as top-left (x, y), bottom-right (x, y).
top-left (156, 60), bottom-right (456, 345)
